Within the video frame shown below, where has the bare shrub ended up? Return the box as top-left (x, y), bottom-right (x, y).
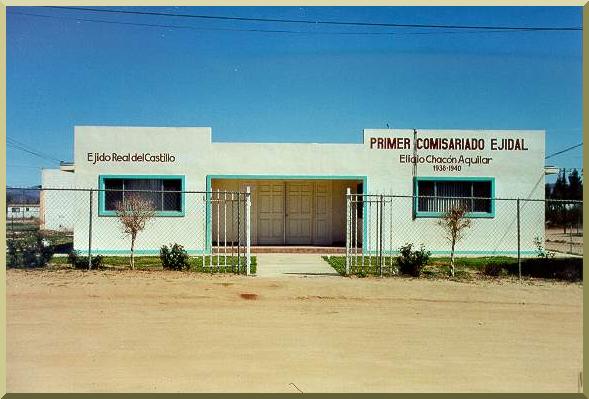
top-left (115, 195), bottom-right (156, 269)
top-left (438, 205), bottom-right (472, 278)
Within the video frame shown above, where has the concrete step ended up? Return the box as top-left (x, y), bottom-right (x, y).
top-left (250, 246), bottom-right (345, 254)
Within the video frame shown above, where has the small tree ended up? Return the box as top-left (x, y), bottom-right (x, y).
top-left (568, 169), bottom-right (583, 200)
top-left (438, 205), bottom-right (472, 277)
top-left (115, 195), bottom-right (156, 269)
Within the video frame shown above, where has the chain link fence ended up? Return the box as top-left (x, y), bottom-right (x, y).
top-left (6, 187), bottom-right (252, 274)
top-left (6, 186), bottom-right (582, 277)
top-left (345, 191), bottom-right (583, 277)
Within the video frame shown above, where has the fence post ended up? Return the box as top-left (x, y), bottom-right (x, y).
top-left (569, 222), bottom-right (573, 254)
top-left (379, 194), bottom-right (384, 277)
top-left (345, 187), bottom-right (351, 276)
top-left (246, 186), bottom-right (251, 276)
top-left (21, 188), bottom-right (25, 224)
top-left (517, 198), bottom-right (521, 281)
top-left (237, 190), bottom-right (241, 274)
top-left (88, 189), bottom-right (93, 269)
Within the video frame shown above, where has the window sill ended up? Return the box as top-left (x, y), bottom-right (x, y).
top-left (98, 210), bottom-right (185, 217)
top-left (415, 211), bottom-right (495, 219)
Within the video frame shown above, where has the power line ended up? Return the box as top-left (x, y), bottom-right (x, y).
top-left (6, 164), bottom-right (47, 169)
top-left (545, 142), bottom-right (583, 160)
top-left (45, 6), bottom-right (582, 32)
top-left (7, 143), bottom-right (61, 163)
top-left (7, 137), bottom-right (62, 163)
top-left (7, 135), bottom-right (60, 156)
top-left (9, 11), bottom-right (559, 37)
top-left (7, 138), bottom-right (57, 160)
top-left (7, 136), bottom-right (54, 150)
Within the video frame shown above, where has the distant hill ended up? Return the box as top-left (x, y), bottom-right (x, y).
top-left (6, 186), bottom-right (41, 205)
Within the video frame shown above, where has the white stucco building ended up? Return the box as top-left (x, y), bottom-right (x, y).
top-left (40, 163), bottom-right (76, 231)
top-left (41, 126), bottom-right (545, 256)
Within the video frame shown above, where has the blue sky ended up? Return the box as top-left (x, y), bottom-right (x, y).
top-left (7, 6), bottom-right (583, 186)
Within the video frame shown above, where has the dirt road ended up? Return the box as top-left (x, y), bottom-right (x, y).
top-left (7, 269), bottom-right (582, 393)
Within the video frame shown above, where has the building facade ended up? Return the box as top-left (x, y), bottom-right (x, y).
top-left (40, 164), bottom-right (76, 231)
top-left (42, 126), bottom-right (545, 255)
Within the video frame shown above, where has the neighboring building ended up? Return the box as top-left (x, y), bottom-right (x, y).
top-left (41, 126), bottom-right (546, 255)
top-left (40, 162), bottom-right (75, 231)
top-left (7, 204), bottom-right (40, 220)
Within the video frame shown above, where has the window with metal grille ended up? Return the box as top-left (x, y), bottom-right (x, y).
top-left (416, 178), bottom-right (494, 217)
top-left (101, 176), bottom-right (184, 215)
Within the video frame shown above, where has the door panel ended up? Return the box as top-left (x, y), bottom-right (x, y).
top-left (286, 182), bottom-right (313, 244)
top-left (313, 182), bottom-right (332, 245)
top-left (253, 180), bottom-right (338, 246)
top-left (257, 183), bottom-right (285, 244)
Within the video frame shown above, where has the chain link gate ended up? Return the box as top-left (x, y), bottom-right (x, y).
top-left (208, 188), bottom-right (252, 275)
top-left (7, 186), bottom-right (252, 274)
top-left (345, 189), bottom-right (397, 277)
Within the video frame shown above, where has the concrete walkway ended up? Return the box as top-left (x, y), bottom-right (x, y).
top-left (254, 253), bottom-right (340, 277)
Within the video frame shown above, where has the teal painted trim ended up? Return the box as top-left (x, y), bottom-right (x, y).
top-left (74, 248), bottom-right (207, 255)
top-left (207, 174), bottom-right (368, 256)
top-left (414, 176), bottom-right (496, 218)
top-left (363, 250), bottom-right (537, 256)
top-left (416, 211), bottom-right (494, 219)
top-left (98, 174), bottom-right (186, 217)
top-left (430, 249), bottom-right (533, 255)
top-left (207, 174), bottom-right (367, 181)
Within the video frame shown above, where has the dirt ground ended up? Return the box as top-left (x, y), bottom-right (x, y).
top-left (545, 227), bottom-right (583, 256)
top-left (7, 269), bottom-right (583, 393)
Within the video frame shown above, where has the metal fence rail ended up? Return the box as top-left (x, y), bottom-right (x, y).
top-left (6, 186), bottom-right (582, 277)
top-left (345, 189), bottom-right (583, 277)
top-left (6, 186), bottom-right (252, 274)
top-left (209, 188), bottom-right (251, 274)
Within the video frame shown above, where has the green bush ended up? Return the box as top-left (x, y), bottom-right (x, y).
top-left (507, 257), bottom-right (583, 282)
top-left (160, 243), bottom-right (189, 271)
top-left (7, 233), bottom-right (54, 268)
top-left (397, 243), bottom-right (431, 277)
top-left (67, 250), bottom-right (103, 269)
top-left (7, 240), bottom-right (21, 268)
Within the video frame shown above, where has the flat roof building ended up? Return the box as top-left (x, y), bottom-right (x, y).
top-left (40, 163), bottom-right (76, 232)
top-left (42, 126), bottom-right (545, 256)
